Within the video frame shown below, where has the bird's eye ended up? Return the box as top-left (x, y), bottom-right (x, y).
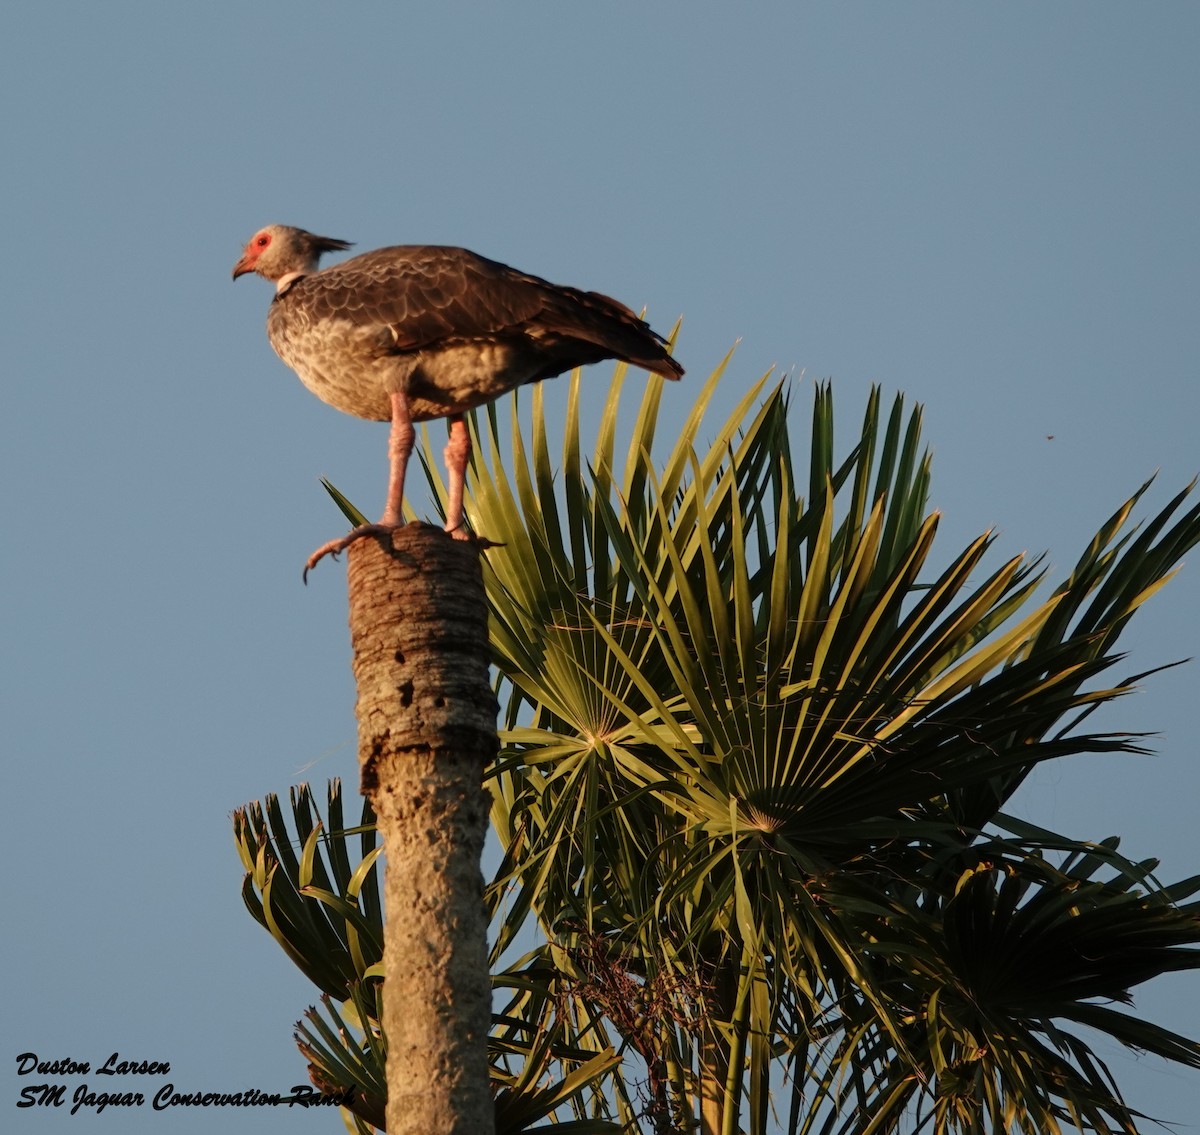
top-left (256, 234), bottom-right (270, 248)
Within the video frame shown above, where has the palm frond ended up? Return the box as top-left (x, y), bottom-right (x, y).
top-left (248, 353), bottom-right (1200, 1135)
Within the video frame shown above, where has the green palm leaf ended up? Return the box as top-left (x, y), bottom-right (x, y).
top-left (281, 352), bottom-right (1200, 1134)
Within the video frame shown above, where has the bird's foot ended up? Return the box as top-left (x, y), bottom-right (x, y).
top-left (304, 522), bottom-right (503, 581)
top-left (303, 523), bottom-right (399, 583)
top-left (444, 522), bottom-right (504, 549)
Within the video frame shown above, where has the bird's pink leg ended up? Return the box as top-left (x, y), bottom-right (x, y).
top-left (380, 390), bottom-right (416, 527)
top-left (443, 414), bottom-right (472, 539)
top-left (303, 390), bottom-right (416, 580)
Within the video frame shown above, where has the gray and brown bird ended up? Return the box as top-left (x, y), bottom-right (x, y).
top-left (232, 224), bottom-right (683, 576)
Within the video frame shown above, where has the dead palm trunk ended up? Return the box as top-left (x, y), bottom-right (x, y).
top-left (346, 526), bottom-right (498, 1135)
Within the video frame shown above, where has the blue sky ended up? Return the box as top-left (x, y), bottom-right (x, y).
top-left (3, 3), bottom-right (1198, 1129)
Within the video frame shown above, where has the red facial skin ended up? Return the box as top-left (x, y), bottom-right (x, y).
top-left (231, 230), bottom-right (272, 279)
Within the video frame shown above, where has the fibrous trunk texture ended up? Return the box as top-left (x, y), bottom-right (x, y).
top-left (346, 526), bottom-right (498, 1135)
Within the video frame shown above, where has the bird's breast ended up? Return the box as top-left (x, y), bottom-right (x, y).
top-left (266, 307), bottom-right (543, 423)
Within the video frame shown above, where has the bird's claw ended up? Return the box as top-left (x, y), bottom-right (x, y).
top-left (444, 524), bottom-right (505, 550)
top-left (303, 523), bottom-right (399, 583)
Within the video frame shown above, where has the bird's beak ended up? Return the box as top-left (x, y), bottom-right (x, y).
top-left (231, 254), bottom-right (254, 281)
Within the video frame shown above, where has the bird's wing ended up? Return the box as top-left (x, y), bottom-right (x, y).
top-left (289, 246), bottom-right (557, 350)
top-left (282, 244), bottom-right (682, 380)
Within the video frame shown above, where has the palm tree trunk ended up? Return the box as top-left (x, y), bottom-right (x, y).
top-left (346, 526), bottom-right (498, 1135)
top-left (697, 951), bottom-right (739, 1135)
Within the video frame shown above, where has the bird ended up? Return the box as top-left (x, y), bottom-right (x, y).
top-left (232, 225), bottom-right (683, 578)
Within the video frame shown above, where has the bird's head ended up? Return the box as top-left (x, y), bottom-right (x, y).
top-left (232, 225), bottom-right (353, 287)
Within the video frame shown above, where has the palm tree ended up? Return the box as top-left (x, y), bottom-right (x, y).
top-left (235, 352), bottom-right (1200, 1134)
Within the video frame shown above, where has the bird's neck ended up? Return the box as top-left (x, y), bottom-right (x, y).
top-left (275, 270), bottom-right (307, 295)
